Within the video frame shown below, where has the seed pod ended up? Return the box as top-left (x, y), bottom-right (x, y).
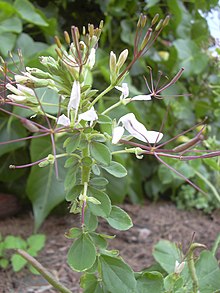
top-left (64, 31), bottom-right (71, 45)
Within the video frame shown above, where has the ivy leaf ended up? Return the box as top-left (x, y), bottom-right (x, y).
top-left (101, 161), bottom-right (127, 178)
top-left (99, 254), bottom-right (136, 293)
top-left (67, 234), bottom-right (96, 272)
top-left (106, 206), bottom-right (133, 231)
top-left (90, 141), bottom-right (111, 166)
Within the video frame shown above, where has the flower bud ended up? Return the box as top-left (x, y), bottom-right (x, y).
top-left (110, 51), bottom-right (117, 74)
top-left (151, 13), bottom-right (159, 26)
top-left (25, 67), bottom-right (51, 79)
top-left (155, 19), bottom-right (163, 31)
top-left (21, 119), bottom-right (39, 132)
top-left (64, 31), bottom-right (71, 45)
top-left (140, 28), bottom-right (152, 50)
top-left (141, 15), bottom-right (147, 28)
top-left (54, 36), bottom-right (62, 49)
top-left (116, 49), bottom-right (129, 71)
top-left (163, 15), bottom-right (170, 27)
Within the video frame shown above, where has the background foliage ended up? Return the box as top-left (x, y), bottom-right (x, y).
top-left (0, 0), bottom-right (220, 224)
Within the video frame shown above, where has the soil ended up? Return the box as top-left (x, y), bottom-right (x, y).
top-left (0, 201), bottom-right (220, 293)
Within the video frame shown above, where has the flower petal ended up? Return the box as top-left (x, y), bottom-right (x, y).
top-left (145, 131), bottom-right (163, 143)
top-left (17, 84), bottom-right (35, 96)
top-left (118, 113), bottom-right (163, 144)
top-left (131, 94), bottom-right (151, 101)
top-left (57, 114), bottom-right (70, 126)
top-left (112, 126), bottom-right (125, 144)
top-left (68, 80), bottom-right (81, 117)
top-left (77, 107), bottom-right (98, 124)
top-left (115, 83), bottom-right (129, 99)
top-left (118, 113), bottom-right (149, 142)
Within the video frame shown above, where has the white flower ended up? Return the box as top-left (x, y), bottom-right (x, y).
top-left (112, 113), bottom-right (163, 144)
top-left (77, 107), bottom-right (98, 126)
top-left (68, 80), bottom-right (81, 118)
top-left (6, 83), bottom-right (35, 102)
top-left (115, 83), bottom-right (129, 100)
top-left (115, 83), bottom-right (152, 102)
top-left (174, 260), bottom-right (185, 274)
top-left (87, 48), bottom-right (96, 69)
top-left (57, 114), bottom-right (71, 126)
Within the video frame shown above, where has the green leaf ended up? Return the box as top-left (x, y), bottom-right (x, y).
top-left (106, 206), bottom-right (133, 231)
top-left (173, 39), bottom-right (209, 76)
top-left (90, 177), bottom-right (109, 188)
top-left (67, 234), bottom-right (96, 272)
top-left (80, 273), bottom-right (104, 293)
top-left (0, 16), bottom-right (22, 34)
top-left (136, 271), bottom-right (164, 293)
top-left (101, 161), bottom-right (127, 178)
top-left (65, 184), bottom-right (83, 201)
top-left (16, 33), bottom-right (48, 58)
top-left (0, 32), bottom-right (16, 56)
top-left (196, 251), bottom-right (220, 293)
top-left (63, 132), bottom-right (81, 153)
top-left (84, 209), bottom-right (98, 232)
top-left (64, 156), bottom-right (79, 168)
top-left (4, 236), bottom-right (26, 249)
top-left (99, 254), bottom-right (136, 293)
top-left (65, 227), bottom-right (82, 239)
top-left (153, 240), bottom-right (182, 274)
top-left (0, 1), bottom-right (16, 21)
top-left (26, 136), bottom-right (66, 230)
top-left (0, 258), bottom-right (9, 269)
top-left (88, 187), bottom-right (112, 218)
top-left (0, 117), bottom-right (27, 156)
top-left (27, 234), bottom-right (45, 253)
top-left (11, 253), bottom-right (27, 272)
top-left (14, 0), bottom-right (48, 26)
top-left (90, 141), bottom-right (111, 166)
top-left (90, 233), bottom-right (108, 249)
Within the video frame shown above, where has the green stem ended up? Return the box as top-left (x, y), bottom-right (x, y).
top-left (211, 233), bottom-right (220, 256)
top-left (187, 243), bottom-right (206, 293)
top-left (195, 170), bottom-right (220, 203)
top-left (16, 249), bottom-right (72, 293)
top-left (90, 84), bottom-right (114, 107)
top-left (102, 100), bottom-right (122, 115)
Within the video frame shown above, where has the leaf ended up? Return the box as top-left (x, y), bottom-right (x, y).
top-left (0, 258), bottom-right (9, 269)
top-left (65, 228), bottom-right (82, 239)
top-left (136, 271), bottom-right (164, 293)
top-left (89, 141), bottom-right (111, 166)
top-left (63, 132), bottom-right (81, 153)
top-left (106, 206), bottom-right (133, 231)
top-left (84, 209), bottom-right (98, 232)
top-left (196, 251), bottom-right (220, 293)
top-left (99, 254), bottom-right (136, 293)
top-left (4, 236), bottom-right (26, 249)
top-left (0, 16), bottom-right (22, 34)
top-left (89, 177), bottom-right (109, 187)
top-left (67, 234), bottom-right (96, 272)
top-left (27, 234), bottom-right (46, 253)
top-left (11, 253), bottom-right (27, 272)
top-left (16, 33), bottom-right (48, 58)
top-left (14, 0), bottom-right (48, 26)
top-left (87, 187), bottom-right (112, 218)
top-left (173, 39), bottom-right (209, 76)
top-left (80, 273), bottom-right (104, 293)
top-left (0, 117), bottom-right (27, 156)
top-left (0, 32), bottom-right (16, 56)
top-left (101, 161), bottom-right (127, 178)
top-left (26, 136), bottom-right (66, 230)
top-left (153, 240), bottom-right (182, 274)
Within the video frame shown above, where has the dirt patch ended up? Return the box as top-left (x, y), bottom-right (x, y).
top-left (0, 201), bottom-right (220, 293)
